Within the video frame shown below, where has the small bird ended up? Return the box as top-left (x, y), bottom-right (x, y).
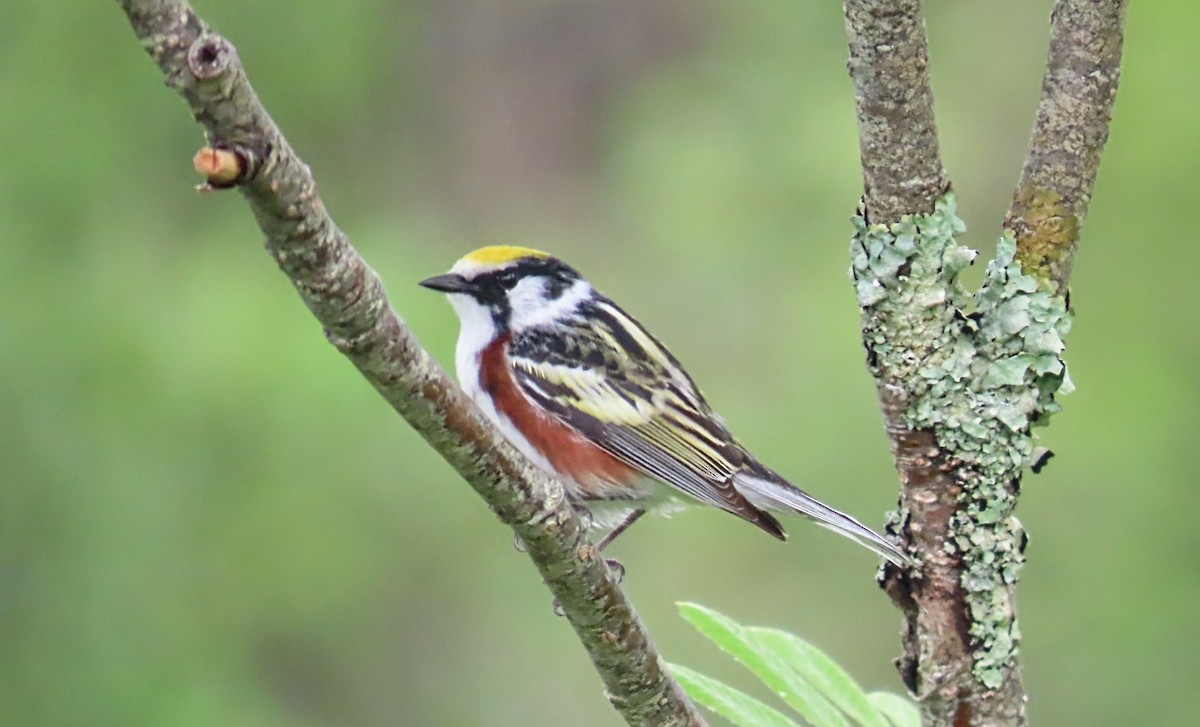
top-left (420, 246), bottom-right (908, 567)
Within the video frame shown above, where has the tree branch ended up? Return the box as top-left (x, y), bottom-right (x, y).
top-left (115, 2), bottom-right (705, 725)
top-left (1005, 0), bottom-right (1128, 294)
top-left (843, 0), bottom-right (950, 223)
top-left (845, 1), bottom-right (1125, 725)
top-left (841, 3), bottom-right (987, 724)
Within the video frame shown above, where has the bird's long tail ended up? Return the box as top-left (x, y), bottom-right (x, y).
top-left (734, 468), bottom-right (910, 567)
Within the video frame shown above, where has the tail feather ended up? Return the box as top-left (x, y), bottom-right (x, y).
top-left (734, 470), bottom-right (910, 567)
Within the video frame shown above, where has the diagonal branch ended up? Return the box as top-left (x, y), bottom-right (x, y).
top-left (1005, 0), bottom-right (1128, 294)
top-left (115, 1), bottom-right (705, 725)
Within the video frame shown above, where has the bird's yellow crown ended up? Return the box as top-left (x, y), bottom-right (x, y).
top-left (461, 246), bottom-right (551, 267)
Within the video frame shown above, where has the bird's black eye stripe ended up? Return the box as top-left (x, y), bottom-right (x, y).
top-left (490, 257), bottom-right (581, 296)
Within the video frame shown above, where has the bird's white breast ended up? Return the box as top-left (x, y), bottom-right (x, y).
top-left (447, 293), bottom-right (559, 476)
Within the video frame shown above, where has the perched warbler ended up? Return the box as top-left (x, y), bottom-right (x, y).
top-left (420, 246), bottom-right (907, 567)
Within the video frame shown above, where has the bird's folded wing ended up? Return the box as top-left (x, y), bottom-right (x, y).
top-left (508, 330), bottom-right (757, 519)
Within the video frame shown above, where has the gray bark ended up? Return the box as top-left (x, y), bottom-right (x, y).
top-left (843, 0), bottom-right (949, 223)
top-left (1005, 0), bottom-right (1128, 295)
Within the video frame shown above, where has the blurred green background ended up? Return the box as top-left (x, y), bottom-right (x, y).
top-left (2, 1), bottom-right (1195, 725)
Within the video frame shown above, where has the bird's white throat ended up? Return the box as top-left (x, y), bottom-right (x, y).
top-left (447, 292), bottom-right (497, 400)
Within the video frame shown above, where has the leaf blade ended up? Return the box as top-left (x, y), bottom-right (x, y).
top-left (670, 664), bottom-right (801, 727)
top-left (678, 602), bottom-right (849, 727)
top-left (746, 627), bottom-right (888, 727)
top-left (867, 692), bottom-right (922, 727)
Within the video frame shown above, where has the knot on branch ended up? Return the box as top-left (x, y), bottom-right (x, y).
top-left (187, 34), bottom-right (235, 80)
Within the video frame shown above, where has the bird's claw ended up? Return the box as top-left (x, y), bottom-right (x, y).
top-left (605, 558), bottom-right (626, 584)
top-left (571, 503), bottom-right (594, 530)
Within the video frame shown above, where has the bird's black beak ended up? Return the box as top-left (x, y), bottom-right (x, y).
top-left (418, 273), bottom-right (477, 295)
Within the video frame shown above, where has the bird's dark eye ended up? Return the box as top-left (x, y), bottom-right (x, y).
top-left (496, 271), bottom-right (519, 290)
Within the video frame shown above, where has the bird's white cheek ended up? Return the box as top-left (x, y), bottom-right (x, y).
top-left (508, 278), bottom-right (593, 331)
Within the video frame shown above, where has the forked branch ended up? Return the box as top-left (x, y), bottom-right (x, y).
top-left (843, 0), bottom-right (1125, 725)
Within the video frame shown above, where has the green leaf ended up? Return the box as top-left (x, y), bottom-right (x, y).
top-left (746, 628), bottom-right (888, 727)
top-left (678, 603), bottom-right (849, 727)
top-left (670, 664), bottom-right (800, 727)
top-left (867, 692), bottom-right (921, 727)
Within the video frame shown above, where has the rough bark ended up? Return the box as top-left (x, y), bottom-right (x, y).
top-left (843, 0), bottom-right (950, 223)
top-left (1005, 0), bottom-right (1128, 295)
top-left (115, 2), bottom-right (706, 725)
top-left (843, 0), bottom-right (1125, 725)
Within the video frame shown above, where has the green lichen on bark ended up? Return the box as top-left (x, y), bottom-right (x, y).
top-left (851, 193), bottom-right (974, 409)
top-left (851, 193), bottom-right (1072, 690)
